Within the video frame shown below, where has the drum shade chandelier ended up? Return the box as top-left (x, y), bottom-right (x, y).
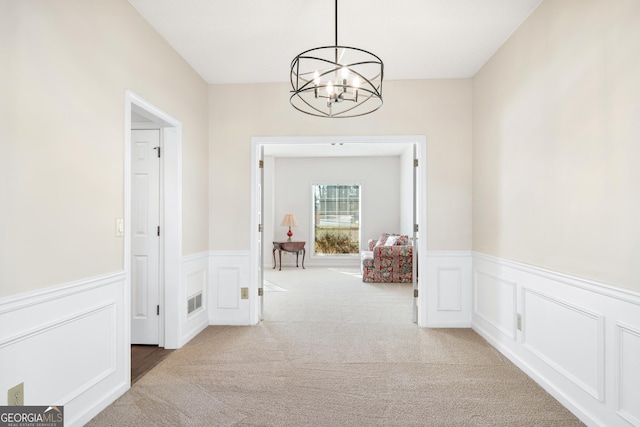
top-left (290, 0), bottom-right (384, 118)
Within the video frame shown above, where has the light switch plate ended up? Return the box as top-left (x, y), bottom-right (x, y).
top-left (8, 382), bottom-right (24, 406)
top-left (116, 218), bottom-right (124, 237)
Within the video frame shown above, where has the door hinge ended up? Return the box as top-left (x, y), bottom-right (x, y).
top-left (414, 158), bottom-right (419, 167)
top-left (157, 226), bottom-right (160, 236)
top-left (258, 287), bottom-right (264, 297)
top-left (414, 224), bottom-right (419, 233)
top-left (258, 224), bottom-right (263, 232)
top-left (259, 160), bottom-right (264, 169)
top-left (414, 289), bottom-right (418, 298)
top-left (157, 305), bottom-right (160, 315)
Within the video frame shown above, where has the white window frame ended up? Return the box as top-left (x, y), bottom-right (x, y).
top-left (310, 183), bottom-right (362, 259)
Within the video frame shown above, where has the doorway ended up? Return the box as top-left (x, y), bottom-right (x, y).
top-left (125, 90), bottom-right (183, 385)
top-left (250, 136), bottom-right (428, 326)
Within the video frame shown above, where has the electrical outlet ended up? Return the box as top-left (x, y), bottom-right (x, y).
top-left (8, 383), bottom-right (24, 406)
top-left (241, 287), bottom-right (249, 299)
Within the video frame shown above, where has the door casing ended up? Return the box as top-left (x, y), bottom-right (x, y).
top-left (125, 90), bottom-right (183, 359)
top-left (250, 135), bottom-right (428, 326)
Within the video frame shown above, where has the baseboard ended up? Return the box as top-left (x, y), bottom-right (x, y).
top-left (0, 271), bottom-right (128, 427)
top-left (472, 252), bottom-right (640, 427)
top-left (472, 321), bottom-right (598, 426)
top-left (208, 317), bottom-right (253, 326)
top-left (71, 382), bottom-right (129, 427)
top-left (182, 316), bottom-right (209, 344)
top-left (426, 321), bottom-right (473, 328)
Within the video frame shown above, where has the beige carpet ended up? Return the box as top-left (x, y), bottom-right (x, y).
top-left (88, 267), bottom-right (583, 426)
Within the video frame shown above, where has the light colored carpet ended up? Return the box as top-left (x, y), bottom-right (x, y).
top-left (88, 267), bottom-right (583, 426)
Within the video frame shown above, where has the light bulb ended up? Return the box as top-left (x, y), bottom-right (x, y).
top-left (353, 76), bottom-right (359, 102)
top-left (341, 66), bottom-right (349, 79)
top-left (313, 71), bottom-right (320, 86)
top-left (327, 81), bottom-right (334, 95)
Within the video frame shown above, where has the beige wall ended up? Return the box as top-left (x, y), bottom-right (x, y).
top-left (473, 0), bottom-right (640, 291)
top-left (0, 0), bottom-right (209, 298)
top-left (271, 156), bottom-right (403, 251)
top-left (209, 79), bottom-right (473, 252)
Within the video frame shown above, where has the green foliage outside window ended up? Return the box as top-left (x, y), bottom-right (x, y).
top-left (314, 228), bottom-right (360, 254)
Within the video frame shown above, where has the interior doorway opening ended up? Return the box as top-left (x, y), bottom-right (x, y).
top-left (124, 90), bottom-right (183, 384)
top-left (250, 136), bottom-right (428, 326)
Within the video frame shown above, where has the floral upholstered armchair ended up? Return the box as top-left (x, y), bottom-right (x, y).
top-left (361, 233), bottom-right (413, 283)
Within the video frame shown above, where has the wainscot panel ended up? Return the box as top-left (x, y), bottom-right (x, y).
top-left (616, 322), bottom-right (640, 426)
top-left (425, 251), bottom-right (472, 327)
top-left (474, 270), bottom-right (518, 339)
top-left (0, 272), bottom-right (128, 427)
top-left (209, 251), bottom-right (252, 325)
top-left (472, 252), bottom-right (640, 427)
top-left (522, 288), bottom-right (604, 401)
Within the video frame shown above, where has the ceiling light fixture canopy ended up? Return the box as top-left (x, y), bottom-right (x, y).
top-left (290, 0), bottom-right (384, 118)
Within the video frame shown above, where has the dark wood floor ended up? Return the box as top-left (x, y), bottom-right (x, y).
top-left (131, 345), bottom-right (174, 384)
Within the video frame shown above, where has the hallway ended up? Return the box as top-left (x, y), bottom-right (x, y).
top-left (88, 267), bottom-right (582, 426)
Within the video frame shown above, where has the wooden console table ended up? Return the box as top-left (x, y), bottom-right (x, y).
top-left (272, 241), bottom-right (306, 271)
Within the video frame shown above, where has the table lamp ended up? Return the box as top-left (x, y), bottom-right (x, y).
top-left (280, 214), bottom-right (298, 241)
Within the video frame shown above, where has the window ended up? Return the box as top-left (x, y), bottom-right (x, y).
top-left (312, 184), bottom-right (361, 255)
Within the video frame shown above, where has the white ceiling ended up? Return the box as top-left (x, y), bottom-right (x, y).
top-left (128, 0), bottom-right (543, 85)
top-left (128, 0), bottom-right (542, 158)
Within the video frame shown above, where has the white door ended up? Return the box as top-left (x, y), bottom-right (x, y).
top-left (131, 129), bottom-right (161, 344)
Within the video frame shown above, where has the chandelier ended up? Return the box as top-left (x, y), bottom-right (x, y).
top-left (290, 0), bottom-right (384, 118)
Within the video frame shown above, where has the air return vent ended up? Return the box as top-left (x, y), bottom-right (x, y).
top-left (187, 292), bottom-right (202, 314)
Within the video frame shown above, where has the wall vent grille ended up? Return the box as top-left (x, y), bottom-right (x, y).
top-left (187, 292), bottom-right (203, 314)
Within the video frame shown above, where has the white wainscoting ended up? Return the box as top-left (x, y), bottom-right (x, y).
top-left (0, 272), bottom-right (128, 427)
top-left (425, 251), bottom-right (472, 327)
top-left (209, 251), bottom-right (252, 325)
top-left (472, 252), bottom-right (640, 427)
top-left (181, 252), bottom-right (210, 346)
top-left (0, 251), bottom-right (213, 426)
top-left (616, 323), bottom-right (640, 426)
